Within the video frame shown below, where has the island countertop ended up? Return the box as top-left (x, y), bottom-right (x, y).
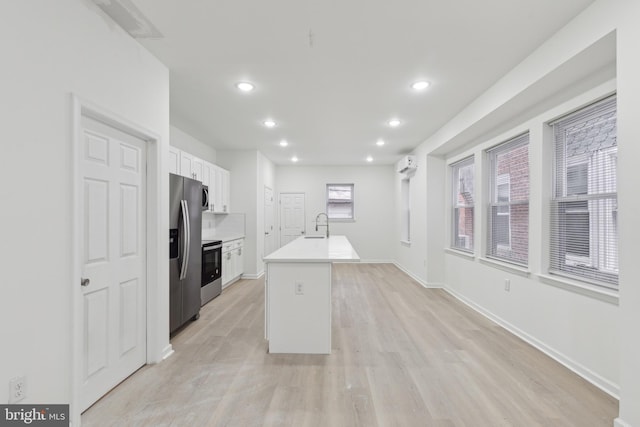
top-left (263, 235), bottom-right (360, 263)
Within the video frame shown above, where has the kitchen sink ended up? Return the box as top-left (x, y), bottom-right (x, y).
top-left (304, 235), bottom-right (326, 239)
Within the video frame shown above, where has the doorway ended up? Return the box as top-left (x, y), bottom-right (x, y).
top-left (72, 96), bottom-right (164, 421)
top-left (264, 186), bottom-right (275, 256)
top-left (279, 192), bottom-right (306, 246)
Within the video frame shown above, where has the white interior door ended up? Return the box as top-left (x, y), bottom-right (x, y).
top-left (264, 186), bottom-right (275, 256)
top-left (80, 115), bottom-right (147, 412)
top-left (280, 193), bottom-right (305, 246)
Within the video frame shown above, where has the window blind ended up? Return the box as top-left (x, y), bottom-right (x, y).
top-left (550, 95), bottom-right (618, 288)
top-left (487, 133), bottom-right (530, 265)
top-left (451, 157), bottom-right (474, 252)
top-left (326, 184), bottom-right (354, 219)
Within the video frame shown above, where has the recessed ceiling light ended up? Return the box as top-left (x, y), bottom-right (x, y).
top-left (291, 156), bottom-right (299, 162)
top-left (264, 119), bottom-right (276, 128)
top-left (376, 139), bottom-right (385, 146)
top-left (388, 118), bottom-right (401, 127)
top-left (411, 80), bottom-right (430, 91)
top-left (366, 156), bottom-right (373, 162)
top-left (279, 140), bottom-right (288, 147)
top-left (236, 82), bottom-right (254, 92)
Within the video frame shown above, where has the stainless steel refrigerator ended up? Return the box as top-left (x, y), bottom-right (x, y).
top-left (169, 173), bottom-right (202, 334)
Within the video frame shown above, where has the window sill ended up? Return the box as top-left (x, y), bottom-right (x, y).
top-left (479, 257), bottom-right (530, 277)
top-left (329, 218), bottom-right (355, 223)
top-left (537, 274), bottom-right (619, 305)
top-left (444, 248), bottom-right (475, 260)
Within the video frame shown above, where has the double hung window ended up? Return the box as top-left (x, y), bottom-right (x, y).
top-left (487, 134), bottom-right (530, 265)
top-left (451, 157), bottom-right (475, 252)
top-left (326, 184), bottom-right (354, 220)
top-left (550, 96), bottom-right (618, 288)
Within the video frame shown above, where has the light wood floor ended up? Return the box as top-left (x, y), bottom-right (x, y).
top-left (82, 263), bottom-right (617, 426)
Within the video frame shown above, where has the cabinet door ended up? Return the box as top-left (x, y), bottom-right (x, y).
top-left (224, 250), bottom-right (234, 284)
top-left (221, 168), bottom-right (230, 213)
top-left (202, 162), bottom-right (211, 188)
top-left (179, 151), bottom-right (194, 179)
top-left (234, 245), bottom-right (244, 278)
top-left (168, 146), bottom-right (180, 175)
top-left (192, 157), bottom-right (204, 182)
top-left (212, 166), bottom-right (223, 213)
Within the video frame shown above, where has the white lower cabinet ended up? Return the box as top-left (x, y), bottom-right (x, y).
top-left (222, 239), bottom-right (244, 287)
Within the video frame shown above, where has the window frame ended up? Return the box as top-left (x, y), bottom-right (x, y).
top-left (326, 183), bottom-right (355, 221)
top-left (486, 133), bottom-right (530, 266)
top-left (550, 95), bottom-right (618, 289)
top-left (450, 156), bottom-right (475, 253)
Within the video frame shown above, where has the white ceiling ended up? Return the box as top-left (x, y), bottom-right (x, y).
top-left (130, 0), bottom-right (597, 165)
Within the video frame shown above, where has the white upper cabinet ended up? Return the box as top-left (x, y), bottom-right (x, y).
top-left (210, 164), bottom-right (230, 214)
top-left (170, 146), bottom-right (230, 213)
top-left (179, 150), bottom-right (194, 179)
top-left (168, 146), bottom-right (180, 175)
top-left (192, 157), bottom-right (204, 182)
top-left (178, 150), bottom-right (205, 182)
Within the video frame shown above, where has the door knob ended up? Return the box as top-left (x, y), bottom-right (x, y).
top-left (81, 277), bottom-right (90, 287)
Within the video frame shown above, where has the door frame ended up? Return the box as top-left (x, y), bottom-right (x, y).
top-left (279, 192), bottom-right (306, 247)
top-left (264, 185), bottom-right (274, 257)
top-left (70, 95), bottom-right (168, 421)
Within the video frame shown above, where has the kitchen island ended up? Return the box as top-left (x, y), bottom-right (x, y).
top-left (263, 235), bottom-right (360, 354)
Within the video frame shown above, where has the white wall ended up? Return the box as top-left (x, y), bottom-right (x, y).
top-left (0, 0), bottom-right (170, 422)
top-left (170, 125), bottom-right (216, 163)
top-left (257, 152), bottom-right (276, 266)
top-left (276, 165), bottom-right (395, 262)
top-left (614, 1), bottom-right (640, 425)
top-left (217, 150), bottom-right (275, 278)
top-left (396, 1), bottom-right (640, 425)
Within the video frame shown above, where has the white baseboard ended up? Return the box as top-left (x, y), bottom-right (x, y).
top-left (241, 271), bottom-right (264, 280)
top-left (614, 418), bottom-right (633, 427)
top-left (443, 286), bottom-right (620, 399)
top-left (392, 262), bottom-right (444, 289)
top-left (222, 278), bottom-right (239, 290)
top-left (358, 259), bottom-right (394, 264)
top-left (161, 344), bottom-right (174, 361)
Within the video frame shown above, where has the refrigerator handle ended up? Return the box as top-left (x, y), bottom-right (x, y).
top-left (180, 200), bottom-right (189, 280)
top-left (184, 200), bottom-right (191, 279)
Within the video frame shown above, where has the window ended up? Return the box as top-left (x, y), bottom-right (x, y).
top-left (326, 184), bottom-right (354, 220)
top-left (550, 96), bottom-right (618, 288)
top-left (487, 133), bottom-right (529, 265)
top-left (451, 157), bottom-right (474, 252)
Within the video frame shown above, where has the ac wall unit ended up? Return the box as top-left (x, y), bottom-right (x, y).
top-left (397, 155), bottom-right (417, 174)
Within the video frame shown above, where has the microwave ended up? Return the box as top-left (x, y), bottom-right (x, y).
top-left (202, 185), bottom-right (209, 211)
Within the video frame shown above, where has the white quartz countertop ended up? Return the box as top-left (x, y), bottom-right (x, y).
top-left (203, 233), bottom-right (245, 243)
top-left (263, 235), bottom-right (360, 263)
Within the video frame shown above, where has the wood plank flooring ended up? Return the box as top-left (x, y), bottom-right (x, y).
top-left (82, 263), bottom-right (617, 426)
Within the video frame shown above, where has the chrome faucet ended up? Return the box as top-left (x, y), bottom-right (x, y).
top-left (315, 212), bottom-right (330, 238)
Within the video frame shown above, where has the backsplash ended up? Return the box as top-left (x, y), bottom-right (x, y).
top-left (202, 212), bottom-right (246, 240)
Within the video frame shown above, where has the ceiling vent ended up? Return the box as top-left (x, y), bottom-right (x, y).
top-left (397, 155), bottom-right (417, 174)
top-left (93, 0), bottom-right (163, 39)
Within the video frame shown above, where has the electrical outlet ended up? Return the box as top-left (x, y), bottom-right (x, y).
top-left (9, 376), bottom-right (26, 403)
top-left (504, 279), bottom-right (511, 292)
top-left (295, 281), bottom-right (304, 295)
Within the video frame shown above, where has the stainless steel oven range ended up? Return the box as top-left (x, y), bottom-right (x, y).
top-left (201, 240), bottom-right (222, 305)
